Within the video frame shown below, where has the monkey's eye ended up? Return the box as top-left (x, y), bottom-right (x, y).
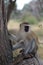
top-left (24, 26), bottom-right (29, 32)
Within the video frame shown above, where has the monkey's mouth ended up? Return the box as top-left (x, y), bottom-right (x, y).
top-left (24, 26), bottom-right (29, 32)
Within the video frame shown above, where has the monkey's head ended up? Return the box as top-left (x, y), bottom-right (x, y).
top-left (20, 22), bottom-right (31, 32)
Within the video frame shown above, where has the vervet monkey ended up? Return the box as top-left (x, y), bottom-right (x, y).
top-left (13, 22), bottom-right (39, 56)
top-left (8, 22), bottom-right (39, 65)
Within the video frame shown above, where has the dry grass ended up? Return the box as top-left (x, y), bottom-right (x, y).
top-left (38, 44), bottom-right (43, 59)
top-left (7, 20), bottom-right (21, 30)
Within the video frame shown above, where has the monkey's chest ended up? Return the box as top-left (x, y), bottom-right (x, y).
top-left (20, 34), bottom-right (27, 40)
top-left (23, 40), bottom-right (30, 49)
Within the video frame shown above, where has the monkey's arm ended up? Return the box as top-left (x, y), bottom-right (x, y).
top-left (8, 33), bottom-right (25, 50)
top-left (13, 40), bottom-right (25, 50)
top-left (9, 33), bottom-right (17, 41)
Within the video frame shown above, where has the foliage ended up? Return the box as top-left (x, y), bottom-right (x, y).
top-left (21, 15), bottom-right (38, 24)
top-left (40, 16), bottom-right (43, 21)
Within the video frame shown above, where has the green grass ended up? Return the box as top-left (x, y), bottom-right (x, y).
top-left (40, 16), bottom-right (43, 21)
top-left (21, 15), bottom-right (38, 24)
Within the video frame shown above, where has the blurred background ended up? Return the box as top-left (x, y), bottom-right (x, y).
top-left (5, 0), bottom-right (43, 59)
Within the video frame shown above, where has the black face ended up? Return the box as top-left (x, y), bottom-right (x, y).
top-left (24, 26), bottom-right (29, 32)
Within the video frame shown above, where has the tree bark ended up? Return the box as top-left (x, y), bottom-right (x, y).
top-left (0, 0), bottom-right (13, 65)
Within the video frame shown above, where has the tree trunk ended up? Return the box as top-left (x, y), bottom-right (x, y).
top-left (0, 0), bottom-right (13, 65)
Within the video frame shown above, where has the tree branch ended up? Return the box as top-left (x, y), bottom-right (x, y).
top-left (7, 0), bottom-right (16, 22)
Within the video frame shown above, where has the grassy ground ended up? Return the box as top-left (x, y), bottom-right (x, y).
top-left (38, 45), bottom-right (43, 59)
top-left (7, 20), bottom-right (43, 59)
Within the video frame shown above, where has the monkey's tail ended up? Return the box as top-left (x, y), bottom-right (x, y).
top-left (34, 56), bottom-right (40, 65)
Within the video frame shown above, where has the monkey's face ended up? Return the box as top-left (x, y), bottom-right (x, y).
top-left (24, 25), bottom-right (29, 32)
top-left (20, 24), bottom-right (30, 33)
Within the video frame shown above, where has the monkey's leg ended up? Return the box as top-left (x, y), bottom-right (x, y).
top-left (29, 39), bottom-right (36, 53)
top-left (24, 39), bottom-right (36, 54)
